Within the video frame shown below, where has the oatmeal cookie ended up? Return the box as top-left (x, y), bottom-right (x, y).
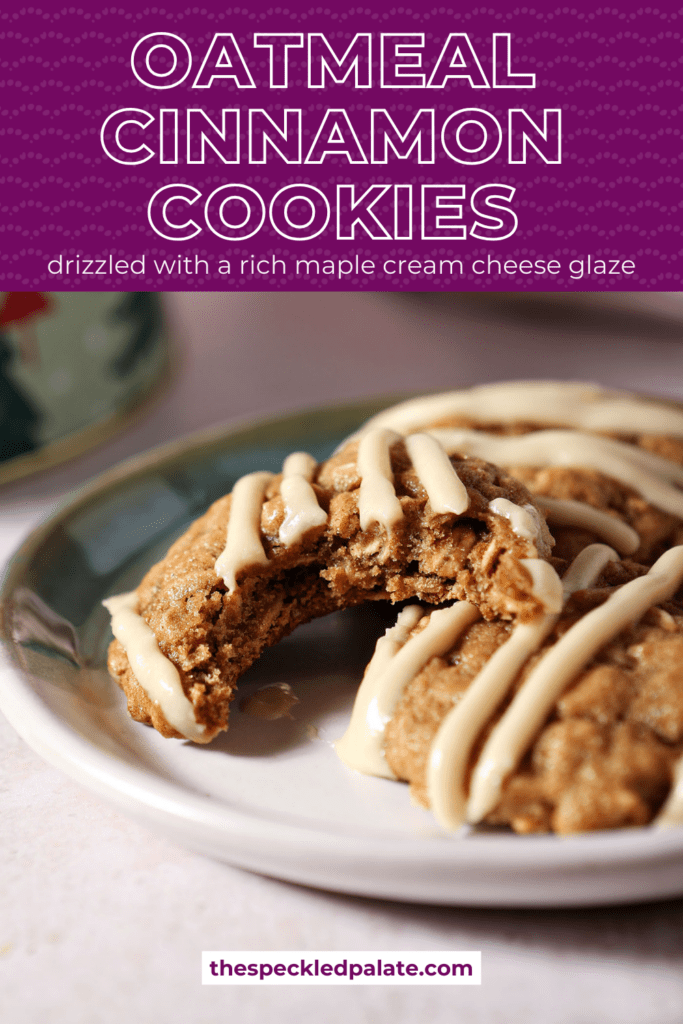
top-left (337, 544), bottom-right (683, 835)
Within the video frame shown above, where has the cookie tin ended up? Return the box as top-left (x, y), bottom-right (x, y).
top-left (0, 292), bottom-right (169, 484)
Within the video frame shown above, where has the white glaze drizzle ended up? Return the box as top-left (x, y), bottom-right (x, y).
top-left (487, 495), bottom-right (562, 613)
top-left (489, 498), bottom-right (541, 543)
top-left (404, 432), bottom-right (469, 515)
top-left (334, 604), bottom-right (424, 776)
top-left (278, 451), bottom-right (328, 546)
top-left (519, 559), bottom-right (564, 614)
top-left (335, 603), bottom-right (479, 777)
top-left (215, 471), bottom-right (275, 592)
top-left (103, 592), bottom-right (206, 741)
top-left (356, 382), bottom-right (683, 439)
top-left (427, 544), bottom-right (618, 830)
top-left (282, 451), bottom-right (317, 479)
top-left (467, 545), bottom-right (683, 824)
top-left (534, 495), bottom-right (640, 555)
top-left (357, 427), bottom-right (404, 533)
top-left (429, 426), bottom-right (683, 487)
top-left (427, 428), bottom-right (683, 519)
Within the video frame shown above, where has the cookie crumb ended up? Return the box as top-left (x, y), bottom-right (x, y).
top-left (240, 683), bottom-right (299, 721)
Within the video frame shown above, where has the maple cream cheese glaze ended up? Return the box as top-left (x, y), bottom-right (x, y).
top-left (356, 382), bottom-right (683, 439)
top-left (105, 428), bottom-right (553, 743)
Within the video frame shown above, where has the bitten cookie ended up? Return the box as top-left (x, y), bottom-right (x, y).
top-left (105, 433), bottom-right (558, 743)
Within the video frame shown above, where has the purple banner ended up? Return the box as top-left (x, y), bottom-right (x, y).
top-left (1, 2), bottom-right (681, 290)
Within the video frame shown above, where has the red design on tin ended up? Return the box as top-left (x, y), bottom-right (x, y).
top-left (0, 293), bottom-right (53, 327)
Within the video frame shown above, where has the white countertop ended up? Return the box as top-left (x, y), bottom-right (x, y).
top-left (2, 292), bottom-right (683, 1024)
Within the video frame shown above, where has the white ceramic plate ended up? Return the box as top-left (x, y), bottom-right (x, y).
top-left (2, 400), bottom-right (683, 907)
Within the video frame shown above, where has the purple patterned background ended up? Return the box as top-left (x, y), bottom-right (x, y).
top-left (1, 2), bottom-right (682, 291)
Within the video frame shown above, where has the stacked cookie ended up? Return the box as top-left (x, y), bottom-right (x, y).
top-left (105, 382), bottom-right (683, 835)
